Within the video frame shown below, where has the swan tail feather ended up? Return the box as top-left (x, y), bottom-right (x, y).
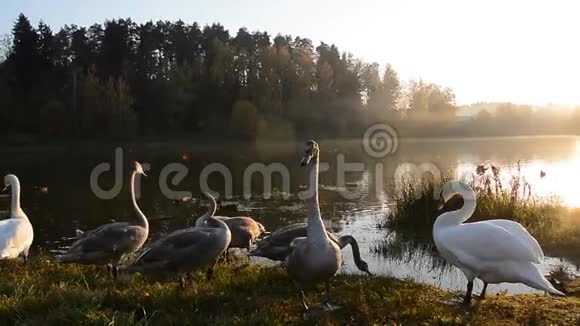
top-left (526, 270), bottom-right (566, 296)
top-left (537, 276), bottom-right (566, 296)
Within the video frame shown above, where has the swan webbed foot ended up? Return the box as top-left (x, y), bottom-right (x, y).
top-left (321, 281), bottom-right (341, 310)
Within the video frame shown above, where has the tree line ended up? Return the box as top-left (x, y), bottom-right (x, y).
top-left (0, 14), bottom-right (577, 140)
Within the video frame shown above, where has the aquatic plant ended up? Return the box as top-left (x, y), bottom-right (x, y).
top-left (377, 162), bottom-right (579, 267)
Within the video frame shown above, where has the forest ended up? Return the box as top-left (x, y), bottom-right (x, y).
top-left (0, 14), bottom-right (579, 140)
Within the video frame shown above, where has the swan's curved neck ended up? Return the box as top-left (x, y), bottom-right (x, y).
top-left (194, 194), bottom-right (218, 227)
top-left (306, 156), bottom-right (328, 242)
top-left (435, 189), bottom-right (477, 227)
top-left (339, 235), bottom-right (366, 270)
top-left (130, 171), bottom-right (148, 229)
top-left (10, 180), bottom-right (24, 218)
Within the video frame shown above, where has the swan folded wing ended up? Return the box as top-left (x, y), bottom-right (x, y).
top-left (66, 222), bottom-right (136, 254)
top-left (444, 223), bottom-right (541, 267)
top-left (132, 228), bottom-right (220, 266)
top-left (0, 224), bottom-right (18, 256)
top-left (258, 224), bottom-right (338, 249)
top-left (272, 223), bottom-right (307, 237)
top-left (0, 219), bottom-right (20, 244)
top-left (485, 219), bottom-right (544, 263)
top-left (0, 219), bottom-right (29, 256)
top-left (263, 224), bottom-right (308, 246)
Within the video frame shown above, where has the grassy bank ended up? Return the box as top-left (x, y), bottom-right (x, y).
top-left (0, 258), bottom-right (579, 325)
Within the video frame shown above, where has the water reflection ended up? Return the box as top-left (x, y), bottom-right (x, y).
top-left (1, 136), bottom-right (579, 293)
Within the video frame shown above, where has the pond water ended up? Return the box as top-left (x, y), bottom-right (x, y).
top-left (1, 135), bottom-right (579, 295)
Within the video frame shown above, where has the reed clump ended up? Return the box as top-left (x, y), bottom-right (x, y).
top-left (378, 162), bottom-right (580, 264)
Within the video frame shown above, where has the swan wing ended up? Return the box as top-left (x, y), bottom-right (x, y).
top-left (0, 219), bottom-right (19, 242)
top-left (66, 222), bottom-right (138, 254)
top-left (258, 223), bottom-right (307, 248)
top-left (133, 227), bottom-right (222, 266)
top-left (441, 222), bottom-right (540, 267)
top-left (0, 219), bottom-right (30, 257)
top-left (486, 219), bottom-right (544, 263)
top-left (259, 223), bottom-right (337, 247)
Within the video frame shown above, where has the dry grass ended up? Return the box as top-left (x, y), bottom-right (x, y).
top-left (0, 258), bottom-right (578, 325)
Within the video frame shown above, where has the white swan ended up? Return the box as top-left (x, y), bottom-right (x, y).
top-left (118, 193), bottom-right (231, 288)
top-left (433, 180), bottom-right (564, 305)
top-left (56, 162), bottom-right (149, 275)
top-left (285, 140), bottom-right (342, 311)
top-left (0, 175), bottom-right (34, 261)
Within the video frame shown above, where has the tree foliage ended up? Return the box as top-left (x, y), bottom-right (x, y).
top-left (9, 14), bottom-right (572, 140)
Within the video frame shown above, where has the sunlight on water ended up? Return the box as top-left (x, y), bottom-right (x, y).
top-left (454, 140), bottom-right (580, 207)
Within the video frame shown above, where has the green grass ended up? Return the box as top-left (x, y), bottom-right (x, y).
top-left (0, 257), bottom-right (579, 325)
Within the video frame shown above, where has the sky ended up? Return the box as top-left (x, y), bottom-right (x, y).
top-left (1, 0), bottom-right (579, 106)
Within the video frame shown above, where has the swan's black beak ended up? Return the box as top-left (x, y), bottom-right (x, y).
top-left (300, 155), bottom-right (311, 166)
top-left (365, 270), bottom-right (374, 276)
